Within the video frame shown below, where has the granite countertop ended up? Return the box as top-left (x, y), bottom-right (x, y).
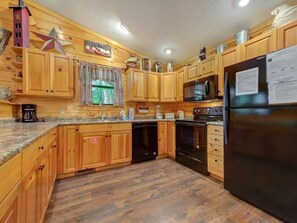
top-left (0, 118), bottom-right (223, 167)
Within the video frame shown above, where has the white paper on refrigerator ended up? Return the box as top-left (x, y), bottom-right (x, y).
top-left (235, 67), bottom-right (259, 96)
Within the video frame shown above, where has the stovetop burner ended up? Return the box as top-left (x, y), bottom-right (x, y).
top-left (193, 106), bottom-right (223, 123)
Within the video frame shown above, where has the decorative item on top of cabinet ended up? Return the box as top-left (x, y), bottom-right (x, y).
top-left (200, 54), bottom-right (218, 78)
top-left (199, 47), bottom-right (206, 60)
top-left (207, 125), bottom-right (224, 181)
top-left (160, 72), bottom-right (177, 102)
top-left (240, 29), bottom-right (277, 61)
top-left (277, 20), bottom-right (297, 49)
top-left (22, 48), bottom-right (74, 98)
top-left (184, 62), bottom-right (200, 83)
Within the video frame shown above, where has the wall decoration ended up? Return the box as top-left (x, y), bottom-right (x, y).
top-left (0, 27), bottom-right (12, 55)
top-left (9, 0), bottom-right (32, 48)
top-left (199, 47), bottom-right (206, 60)
top-left (85, 40), bottom-right (112, 58)
top-left (32, 28), bottom-right (72, 55)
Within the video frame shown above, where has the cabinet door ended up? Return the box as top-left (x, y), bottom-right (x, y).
top-left (240, 29), bottom-right (277, 61)
top-left (127, 69), bottom-right (147, 101)
top-left (200, 55), bottom-right (218, 77)
top-left (50, 54), bottom-right (74, 97)
top-left (277, 20), bottom-right (297, 49)
top-left (61, 126), bottom-right (79, 174)
top-left (160, 72), bottom-right (177, 102)
top-left (47, 141), bottom-right (57, 199)
top-left (158, 122), bottom-right (168, 156)
top-left (167, 122), bottom-right (176, 159)
top-left (176, 69), bottom-right (184, 101)
top-left (23, 49), bottom-right (49, 96)
top-left (81, 133), bottom-right (108, 169)
top-left (185, 63), bottom-right (199, 82)
top-left (0, 185), bottom-right (20, 223)
top-left (218, 46), bottom-right (240, 96)
top-left (21, 162), bottom-right (38, 223)
top-left (109, 130), bottom-right (132, 165)
top-left (146, 72), bottom-right (159, 102)
top-left (36, 152), bottom-right (48, 223)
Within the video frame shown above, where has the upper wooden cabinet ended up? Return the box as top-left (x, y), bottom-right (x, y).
top-left (240, 29), bottom-right (277, 61)
top-left (23, 48), bottom-right (74, 98)
top-left (160, 72), bottom-right (177, 102)
top-left (277, 20), bottom-right (297, 49)
top-left (218, 46), bottom-right (240, 96)
top-left (184, 62), bottom-right (199, 83)
top-left (176, 68), bottom-right (184, 101)
top-left (200, 54), bottom-right (218, 78)
top-left (146, 72), bottom-right (160, 102)
top-left (126, 69), bottom-right (160, 102)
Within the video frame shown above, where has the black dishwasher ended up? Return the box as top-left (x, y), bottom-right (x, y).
top-left (132, 122), bottom-right (158, 163)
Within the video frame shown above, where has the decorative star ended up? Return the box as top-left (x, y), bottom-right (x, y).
top-left (15, 14), bottom-right (21, 20)
top-left (32, 28), bottom-right (72, 55)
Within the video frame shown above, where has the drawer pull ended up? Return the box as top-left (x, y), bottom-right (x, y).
top-left (214, 138), bottom-right (219, 141)
top-left (214, 129), bottom-right (219, 132)
top-left (215, 160), bottom-right (218, 162)
top-left (38, 146), bottom-right (44, 150)
top-left (38, 164), bottom-right (45, 171)
top-left (214, 149), bottom-right (218, 151)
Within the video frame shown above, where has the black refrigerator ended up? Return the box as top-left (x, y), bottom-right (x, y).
top-left (224, 45), bottom-right (297, 222)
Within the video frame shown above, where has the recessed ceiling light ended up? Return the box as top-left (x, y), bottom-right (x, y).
top-left (120, 23), bottom-right (129, 33)
top-left (238, 0), bottom-right (250, 7)
top-left (165, 48), bottom-right (172, 55)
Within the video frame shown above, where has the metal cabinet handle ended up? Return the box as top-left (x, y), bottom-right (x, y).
top-left (38, 146), bottom-right (44, 150)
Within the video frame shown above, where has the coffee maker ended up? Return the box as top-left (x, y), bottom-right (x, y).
top-left (22, 104), bottom-right (39, 122)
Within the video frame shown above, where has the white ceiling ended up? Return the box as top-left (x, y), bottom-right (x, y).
top-left (34, 0), bottom-right (287, 65)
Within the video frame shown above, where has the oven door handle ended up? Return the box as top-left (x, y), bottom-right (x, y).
top-left (176, 122), bottom-right (206, 127)
top-left (177, 151), bottom-right (202, 163)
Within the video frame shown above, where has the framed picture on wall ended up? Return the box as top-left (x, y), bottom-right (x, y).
top-left (84, 40), bottom-right (112, 58)
top-left (0, 27), bottom-right (12, 55)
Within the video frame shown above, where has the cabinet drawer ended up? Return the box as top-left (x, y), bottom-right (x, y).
top-left (208, 154), bottom-right (224, 178)
top-left (79, 124), bottom-right (111, 133)
top-left (207, 125), bottom-right (223, 135)
top-left (110, 123), bottom-right (132, 131)
top-left (0, 154), bottom-right (21, 203)
top-left (207, 134), bottom-right (223, 146)
top-left (22, 137), bottom-right (45, 176)
top-left (45, 127), bottom-right (57, 147)
top-left (208, 144), bottom-right (223, 157)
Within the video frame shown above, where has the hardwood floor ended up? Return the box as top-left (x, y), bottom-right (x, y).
top-left (45, 159), bottom-right (281, 223)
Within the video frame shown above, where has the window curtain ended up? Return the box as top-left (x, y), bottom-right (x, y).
top-left (78, 62), bottom-right (124, 106)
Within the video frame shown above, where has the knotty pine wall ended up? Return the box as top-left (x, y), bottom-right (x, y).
top-left (0, 0), bottom-right (259, 119)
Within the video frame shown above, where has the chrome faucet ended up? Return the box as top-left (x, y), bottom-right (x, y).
top-left (99, 103), bottom-right (104, 120)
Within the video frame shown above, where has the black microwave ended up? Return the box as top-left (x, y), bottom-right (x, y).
top-left (183, 75), bottom-right (219, 102)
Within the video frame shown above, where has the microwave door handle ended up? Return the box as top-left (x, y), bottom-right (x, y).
top-left (205, 80), bottom-right (210, 95)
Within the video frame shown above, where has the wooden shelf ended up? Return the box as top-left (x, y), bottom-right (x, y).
top-left (12, 61), bottom-right (23, 69)
top-left (12, 76), bottom-right (23, 82)
top-left (11, 46), bottom-right (23, 55)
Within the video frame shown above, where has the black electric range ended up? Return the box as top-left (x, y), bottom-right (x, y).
top-left (175, 106), bottom-right (223, 175)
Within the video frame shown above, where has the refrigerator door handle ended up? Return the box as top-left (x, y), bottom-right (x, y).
top-left (223, 109), bottom-right (229, 145)
top-left (223, 71), bottom-right (229, 108)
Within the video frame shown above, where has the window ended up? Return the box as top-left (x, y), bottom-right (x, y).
top-left (91, 80), bottom-right (114, 105)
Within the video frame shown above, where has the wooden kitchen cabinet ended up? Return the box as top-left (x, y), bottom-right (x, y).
top-left (207, 125), bottom-right (224, 181)
top-left (23, 48), bottom-right (73, 98)
top-left (176, 68), bottom-right (184, 101)
top-left (218, 46), bottom-right (240, 96)
top-left (200, 54), bottom-right (218, 78)
top-left (184, 62), bottom-right (199, 83)
top-left (23, 48), bottom-right (49, 96)
top-left (50, 54), bottom-right (74, 97)
top-left (110, 130), bottom-right (132, 165)
top-left (126, 69), bottom-right (147, 101)
top-left (47, 140), bottom-right (57, 200)
top-left (146, 72), bottom-right (160, 102)
top-left (160, 72), bottom-right (177, 102)
top-left (240, 29), bottom-right (277, 61)
top-left (58, 125), bottom-right (80, 174)
top-left (158, 122), bottom-right (168, 157)
top-left (167, 122), bottom-right (176, 159)
top-left (277, 20), bottom-right (297, 49)
top-left (21, 162), bottom-right (38, 223)
top-left (81, 133), bottom-right (108, 169)
top-left (0, 184), bottom-right (20, 223)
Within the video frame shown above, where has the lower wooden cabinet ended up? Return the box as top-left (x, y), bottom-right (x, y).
top-left (167, 122), bottom-right (176, 159)
top-left (207, 125), bottom-right (224, 181)
top-left (0, 184), bottom-right (20, 223)
top-left (158, 122), bottom-right (168, 157)
top-left (110, 130), bottom-right (132, 165)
